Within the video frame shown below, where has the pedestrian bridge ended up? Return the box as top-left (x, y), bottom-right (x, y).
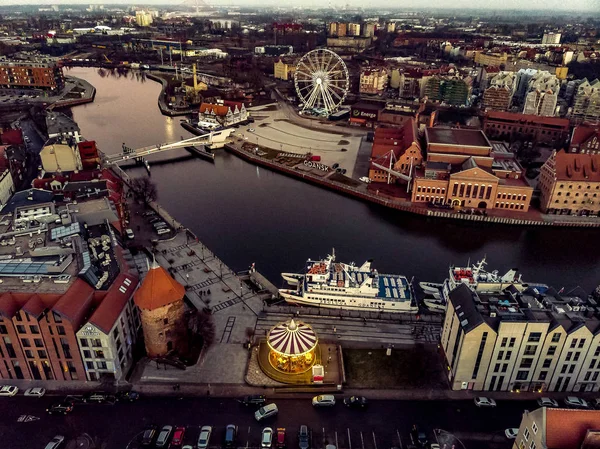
top-left (103, 128), bottom-right (235, 166)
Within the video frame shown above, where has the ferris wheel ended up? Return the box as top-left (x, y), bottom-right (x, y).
top-left (294, 49), bottom-right (350, 117)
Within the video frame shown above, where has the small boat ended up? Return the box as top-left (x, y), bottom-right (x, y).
top-left (423, 298), bottom-right (447, 312)
top-left (420, 282), bottom-right (443, 296)
top-left (282, 273), bottom-right (303, 286)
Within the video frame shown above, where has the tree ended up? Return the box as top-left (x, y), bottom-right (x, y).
top-left (130, 176), bottom-right (157, 205)
top-left (188, 309), bottom-right (216, 349)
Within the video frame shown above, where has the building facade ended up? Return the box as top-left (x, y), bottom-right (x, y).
top-left (542, 32), bottom-right (561, 44)
top-left (0, 60), bottom-right (64, 91)
top-left (359, 67), bottom-right (389, 95)
top-left (482, 71), bottom-right (517, 111)
top-left (442, 283), bottom-right (600, 393)
top-left (474, 52), bottom-right (508, 67)
top-left (274, 59), bottom-right (296, 81)
top-left (538, 150), bottom-right (600, 216)
top-left (522, 72), bottom-right (560, 116)
top-left (198, 102), bottom-right (248, 130)
top-left (483, 111), bottom-right (570, 147)
top-left (423, 76), bottom-right (471, 106)
top-left (571, 78), bottom-right (600, 123)
top-left (570, 124), bottom-right (600, 154)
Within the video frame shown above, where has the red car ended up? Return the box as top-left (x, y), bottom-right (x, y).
top-left (276, 428), bottom-right (286, 448)
top-left (170, 427), bottom-right (185, 447)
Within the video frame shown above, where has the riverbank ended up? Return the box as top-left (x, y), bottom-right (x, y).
top-left (224, 141), bottom-right (600, 228)
top-left (145, 72), bottom-right (198, 117)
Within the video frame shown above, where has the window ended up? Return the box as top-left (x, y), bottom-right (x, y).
top-left (529, 442), bottom-right (536, 449)
top-left (590, 359), bottom-right (597, 370)
top-left (472, 332), bottom-right (488, 379)
top-left (528, 332), bottom-right (541, 342)
top-left (566, 351), bottom-right (573, 361)
top-left (524, 345), bottom-right (536, 356)
top-left (0, 324), bottom-right (7, 334)
top-left (574, 352), bottom-right (580, 362)
top-left (21, 338), bottom-right (30, 348)
top-left (593, 372), bottom-right (599, 382)
top-left (24, 350), bottom-right (33, 358)
top-left (523, 428), bottom-right (530, 441)
top-left (520, 358), bottom-right (533, 369)
top-left (539, 371), bottom-right (547, 380)
top-left (92, 339), bottom-right (102, 348)
top-left (595, 346), bottom-right (600, 357)
top-left (569, 365), bottom-right (575, 374)
top-left (501, 337), bottom-right (508, 347)
top-left (113, 328), bottom-right (119, 340)
top-left (585, 372), bottom-right (591, 381)
top-left (83, 350), bottom-right (91, 359)
top-left (494, 363), bottom-right (501, 372)
top-left (96, 361), bottom-right (107, 370)
top-left (163, 318), bottom-right (169, 325)
top-left (80, 339), bottom-right (88, 347)
top-left (86, 361), bottom-right (94, 370)
top-left (516, 370), bottom-right (529, 380)
top-left (532, 423), bottom-right (538, 435)
top-left (498, 350), bottom-right (504, 360)
top-left (561, 365), bottom-right (567, 374)
top-left (94, 350), bottom-right (105, 359)
top-left (509, 337), bottom-right (516, 347)
top-left (571, 339), bottom-right (578, 349)
top-left (502, 363), bottom-right (508, 373)
top-left (542, 359), bottom-right (552, 368)
top-left (52, 312), bottom-right (62, 323)
top-left (547, 346), bottom-right (557, 356)
top-left (16, 325), bottom-right (25, 334)
top-left (29, 325), bottom-right (39, 334)
top-left (506, 351), bottom-right (512, 360)
top-left (38, 350), bottom-right (47, 358)
top-left (34, 338), bottom-right (43, 348)
top-left (579, 339), bottom-right (586, 348)
top-left (57, 326), bottom-right (65, 335)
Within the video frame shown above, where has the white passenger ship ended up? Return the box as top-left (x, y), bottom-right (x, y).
top-left (280, 251), bottom-right (418, 313)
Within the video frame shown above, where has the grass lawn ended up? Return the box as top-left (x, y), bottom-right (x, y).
top-left (343, 346), bottom-right (447, 389)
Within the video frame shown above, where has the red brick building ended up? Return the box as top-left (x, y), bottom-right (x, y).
top-left (0, 61), bottom-right (64, 91)
top-left (569, 123), bottom-right (600, 154)
top-left (483, 111), bottom-right (570, 147)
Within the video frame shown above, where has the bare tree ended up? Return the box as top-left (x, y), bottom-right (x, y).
top-left (188, 309), bottom-right (216, 349)
top-left (130, 176), bottom-right (158, 205)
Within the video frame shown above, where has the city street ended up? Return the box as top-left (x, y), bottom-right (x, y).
top-left (0, 395), bottom-right (530, 449)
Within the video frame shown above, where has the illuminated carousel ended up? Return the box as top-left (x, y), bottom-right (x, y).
top-left (267, 319), bottom-right (318, 374)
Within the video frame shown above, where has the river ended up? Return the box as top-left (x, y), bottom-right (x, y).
top-left (65, 67), bottom-right (600, 292)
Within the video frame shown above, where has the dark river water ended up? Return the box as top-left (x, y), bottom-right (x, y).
top-left (65, 67), bottom-right (600, 292)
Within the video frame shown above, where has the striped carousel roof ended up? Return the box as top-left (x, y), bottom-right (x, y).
top-left (267, 319), bottom-right (318, 356)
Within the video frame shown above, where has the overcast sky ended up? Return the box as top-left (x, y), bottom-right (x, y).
top-left (2, 0), bottom-right (600, 12)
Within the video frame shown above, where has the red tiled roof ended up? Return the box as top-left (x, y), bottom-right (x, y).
top-left (22, 294), bottom-right (45, 318)
top-left (52, 279), bottom-right (95, 328)
top-left (371, 119), bottom-right (419, 159)
top-left (0, 292), bottom-right (19, 319)
top-left (571, 124), bottom-right (600, 148)
top-left (553, 150), bottom-right (600, 182)
top-left (199, 103), bottom-right (231, 117)
top-left (134, 261), bottom-right (185, 311)
top-left (486, 110), bottom-right (570, 127)
top-left (0, 129), bottom-right (23, 145)
top-left (89, 273), bottom-right (138, 334)
top-left (546, 409), bottom-right (600, 449)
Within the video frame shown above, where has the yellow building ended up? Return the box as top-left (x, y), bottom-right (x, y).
top-left (555, 66), bottom-right (569, 80)
top-left (274, 59), bottom-right (296, 81)
top-left (40, 141), bottom-right (83, 173)
top-left (442, 283), bottom-right (600, 392)
top-left (474, 51), bottom-right (508, 67)
top-left (538, 150), bottom-right (600, 216)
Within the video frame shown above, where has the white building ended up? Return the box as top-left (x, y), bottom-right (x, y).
top-left (76, 274), bottom-right (141, 382)
top-left (198, 102), bottom-right (248, 130)
top-left (0, 169), bottom-right (14, 207)
top-left (348, 23), bottom-right (361, 36)
top-left (135, 11), bottom-right (153, 27)
top-left (542, 32), bottom-right (561, 45)
top-left (522, 72), bottom-right (560, 116)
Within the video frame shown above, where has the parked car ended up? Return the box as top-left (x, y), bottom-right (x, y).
top-left (125, 228), bottom-right (135, 239)
top-left (0, 385), bottom-right (18, 396)
top-left (537, 397), bottom-right (559, 408)
top-left (298, 425), bottom-right (310, 449)
top-left (474, 397), bottom-right (497, 407)
top-left (276, 428), bottom-right (286, 448)
top-left (224, 424), bottom-right (237, 447)
top-left (142, 211), bottom-right (156, 217)
top-left (44, 435), bottom-right (65, 449)
top-left (171, 426), bottom-right (185, 447)
top-left (24, 387), bottom-right (46, 397)
top-left (505, 428), bottom-right (519, 439)
top-left (241, 395), bottom-right (267, 406)
top-left (262, 427), bottom-right (274, 448)
top-left (84, 392), bottom-right (114, 403)
top-left (46, 402), bottom-right (73, 415)
top-left (197, 426), bottom-right (212, 449)
top-left (141, 425), bottom-right (158, 446)
top-left (312, 395), bottom-right (336, 407)
top-left (149, 217), bottom-right (161, 224)
top-left (248, 128), bottom-right (256, 132)
top-left (255, 403), bottom-right (278, 421)
top-left (156, 425), bottom-right (173, 448)
top-left (116, 391), bottom-right (140, 402)
top-left (564, 396), bottom-right (590, 409)
top-left (157, 228), bottom-right (170, 235)
top-left (343, 396), bottom-right (368, 408)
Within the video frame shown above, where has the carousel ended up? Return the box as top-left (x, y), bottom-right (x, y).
top-left (267, 319), bottom-right (318, 374)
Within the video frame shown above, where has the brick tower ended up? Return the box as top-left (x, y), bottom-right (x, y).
top-left (134, 260), bottom-right (187, 358)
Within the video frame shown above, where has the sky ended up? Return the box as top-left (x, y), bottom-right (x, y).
top-left (2, 0), bottom-right (600, 12)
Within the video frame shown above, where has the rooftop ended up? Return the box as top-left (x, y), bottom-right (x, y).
top-left (552, 151), bottom-right (600, 183)
top-left (134, 260), bottom-right (185, 311)
top-left (426, 127), bottom-right (491, 149)
top-left (546, 409), bottom-right (600, 449)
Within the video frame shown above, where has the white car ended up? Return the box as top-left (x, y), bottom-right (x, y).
top-left (24, 387), bottom-right (46, 397)
top-left (197, 425), bottom-right (212, 449)
top-left (359, 176), bottom-right (372, 184)
top-left (505, 428), bottom-right (519, 439)
top-left (312, 395), bottom-right (336, 407)
top-left (564, 396), bottom-right (589, 409)
top-left (125, 228), bottom-right (135, 239)
top-left (156, 425), bottom-right (173, 448)
top-left (474, 397), bottom-right (496, 407)
top-left (248, 128), bottom-right (255, 132)
top-left (537, 397), bottom-right (559, 408)
top-left (262, 427), bottom-right (273, 448)
top-left (0, 385), bottom-right (18, 396)
top-left (44, 435), bottom-right (65, 449)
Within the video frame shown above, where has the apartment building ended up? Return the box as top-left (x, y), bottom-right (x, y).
top-left (571, 78), bottom-right (600, 123)
top-left (482, 72), bottom-right (517, 111)
top-left (570, 124), bottom-right (600, 154)
top-left (483, 111), bottom-right (570, 148)
top-left (0, 60), bottom-right (64, 91)
top-left (513, 408), bottom-right (600, 449)
top-left (273, 59), bottom-right (296, 81)
top-left (359, 67), bottom-right (389, 95)
top-left (523, 72), bottom-right (560, 117)
top-left (423, 76), bottom-right (472, 106)
top-left (538, 150), bottom-right (600, 216)
top-left (442, 282), bottom-right (600, 393)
